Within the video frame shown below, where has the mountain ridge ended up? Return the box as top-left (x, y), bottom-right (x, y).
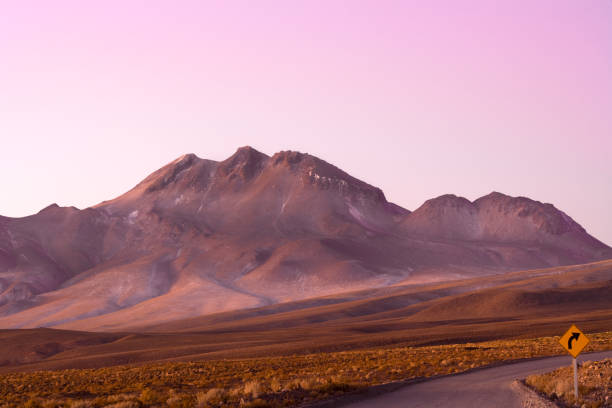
top-left (0, 146), bottom-right (609, 330)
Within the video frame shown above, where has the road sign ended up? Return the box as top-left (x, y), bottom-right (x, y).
top-left (559, 324), bottom-right (589, 358)
top-left (559, 324), bottom-right (590, 400)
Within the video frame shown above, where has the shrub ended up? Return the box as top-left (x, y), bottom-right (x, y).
top-left (105, 402), bottom-right (140, 408)
top-left (166, 395), bottom-right (193, 408)
top-left (24, 400), bottom-right (42, 408)
top-left (269, 378), bottom-right (282, 393)
top-left (196, 387), bottom-right (227, 407)
top-left (298, 378), bottom-right (316, 390)
top-left (139, 388), bottom-right (165, 405)
top-left (243, 380), bottom-right (263, 398)
top-left (70, 400), bottom-right (93, 408)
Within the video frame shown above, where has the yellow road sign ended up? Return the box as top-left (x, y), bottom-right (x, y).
top-left (559, 324), bottom-right (589, 358)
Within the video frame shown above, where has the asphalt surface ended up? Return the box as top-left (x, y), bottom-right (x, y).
top-left (343, 351), bottom-right (612, 408)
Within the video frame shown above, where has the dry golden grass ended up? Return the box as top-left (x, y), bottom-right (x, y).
top-left (526, 357), bottom-right (612, 408)
top-left (1, 332), bottom-right (610, 408)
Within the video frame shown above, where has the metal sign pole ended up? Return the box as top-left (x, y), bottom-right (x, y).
top-left (573, 357), bottom-right (578, 399)
top-left (560, 325), bottom-right (588, 402)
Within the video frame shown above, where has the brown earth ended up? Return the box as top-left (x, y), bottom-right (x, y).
top-left (526, 358), bottom-right (612, 407)
top-left (0, 259), bottom-right (610, 373)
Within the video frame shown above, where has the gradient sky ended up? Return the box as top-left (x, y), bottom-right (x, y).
top-left (1, 0), bottom-right (611, 245)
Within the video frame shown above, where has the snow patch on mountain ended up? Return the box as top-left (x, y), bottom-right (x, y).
top-left (128, 210), bottom-right (139, 224)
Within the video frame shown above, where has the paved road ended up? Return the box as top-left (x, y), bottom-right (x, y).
top-left (344, 351), bottom-right (612, 408)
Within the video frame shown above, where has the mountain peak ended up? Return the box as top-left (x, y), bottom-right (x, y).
top-left (227, 146), bottom-right (269, 162)
top-left (403, 194), bottom-right (478, 240)
top-left (403, 191), bottom-right (600, 242)
top-left (421, 194), bottom-right (474, 209)
top-left (273, 150), bottom-right (387, 203)
top-left (269, 150), bottom-right (312, 171)
top-left (474, 191), bottom-right (547, 211)
top-left (172, 153), bottom-right (200, 163)
top-left (474, 192), bottom-right (585, 237)
top-left (216, 146), bottom-right (269, 182)
top-left (235, 145), bottom-right (263, 154)
top-left (141, 153), bottom-right (201, 193)
top-left (38, 203), bottom-right (60, 213)
top-left (479, 191), bottom-right (509, 200)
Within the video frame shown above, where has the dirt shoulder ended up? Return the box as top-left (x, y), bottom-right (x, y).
top-left (524, 358), bottom-right (611, 407)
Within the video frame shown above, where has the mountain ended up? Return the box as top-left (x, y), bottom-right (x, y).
top-left (0, 147), bottom-right (610, 331)
top-left (400, 192), bottom-right (607, 260)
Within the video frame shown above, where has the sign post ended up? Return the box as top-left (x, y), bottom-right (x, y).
top-left (572, 357), bottom-right (578, 398)
top-left (559, 324), bottom-right (589, 400)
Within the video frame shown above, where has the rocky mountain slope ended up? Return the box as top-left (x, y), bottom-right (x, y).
top-left (0, 147), bottom-right (610, 330)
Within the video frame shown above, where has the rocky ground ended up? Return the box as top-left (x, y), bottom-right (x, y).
top-left (525, 358), bottom-right (611, 407)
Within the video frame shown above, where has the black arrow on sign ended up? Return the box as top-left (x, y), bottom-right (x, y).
top-left (568, 332), bottom-right (580, 349)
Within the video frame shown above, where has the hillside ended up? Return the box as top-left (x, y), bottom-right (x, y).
top-left (0, 147), bottom-right (610, 330)
top-left (0, 260), bottom-right (610, 372)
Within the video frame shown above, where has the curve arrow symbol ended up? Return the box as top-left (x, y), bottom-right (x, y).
top-left (568, 332), bottom-right (580, 349)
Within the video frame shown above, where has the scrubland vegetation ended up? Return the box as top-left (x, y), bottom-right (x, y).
top-left (1, 332), bottom-right (610, 408)
top-left (526, 357), bottom-right (611, 408)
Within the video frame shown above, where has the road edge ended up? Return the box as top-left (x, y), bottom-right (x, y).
top-left (511, 380), bottom-right (559, 408)
top-left (299, 351), bottom-right (612, 408)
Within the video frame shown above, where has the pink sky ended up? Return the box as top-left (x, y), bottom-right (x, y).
top-left (1, 1), bottom-right (611, 245)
